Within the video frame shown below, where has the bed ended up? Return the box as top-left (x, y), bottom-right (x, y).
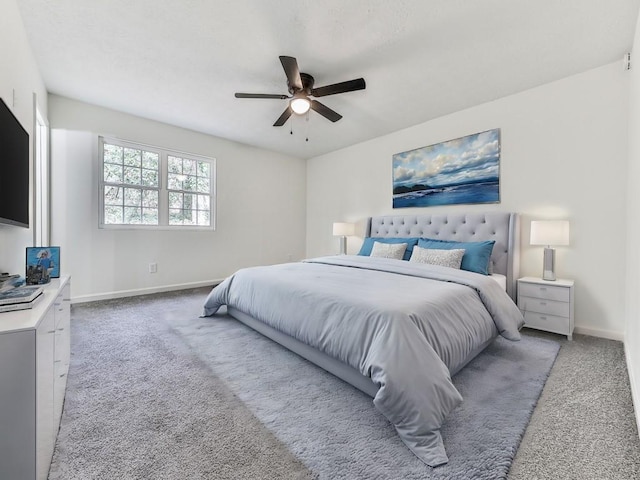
top-left (202, 212), bottom-right (523, 467)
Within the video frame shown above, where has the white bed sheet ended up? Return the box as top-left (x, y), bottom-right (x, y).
top-left (490, 273), bottom-right (507, 291)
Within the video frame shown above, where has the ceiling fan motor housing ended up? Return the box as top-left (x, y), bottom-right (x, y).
top-left (289, 72), bottom-right (315, 95)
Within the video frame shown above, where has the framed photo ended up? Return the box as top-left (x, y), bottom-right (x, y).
top-left (26, 246), bottom-right (60, 285)
top-left (392, 128), bottom-right (501, 208)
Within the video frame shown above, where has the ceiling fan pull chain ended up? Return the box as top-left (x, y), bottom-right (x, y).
top-left (306, 111), bottom-right (309, 142)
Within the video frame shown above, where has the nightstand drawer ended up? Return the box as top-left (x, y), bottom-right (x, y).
top-left (523, 311), bottom-right (570, 335)
top-left (518, 283), bottom-right (570, 302)
top-left (518, 296), bottom-right (570, 317)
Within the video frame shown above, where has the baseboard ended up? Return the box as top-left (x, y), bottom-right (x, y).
top-left (70, 279), bottom-right (223, 304)
top-left (573, 325), bottom-right (624, 341)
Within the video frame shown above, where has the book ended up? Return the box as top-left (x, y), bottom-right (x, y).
top-left (0, 274), bottom-right (21, 292)
top-left (0, 285), bottom-right (44, 305)
top-left (0, 293), bottom-right (42, 312)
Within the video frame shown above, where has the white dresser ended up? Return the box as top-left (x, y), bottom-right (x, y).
top-left (0, 277), bottom-right (71, 480)
top-left (517, 276), bottom-right (574, 340)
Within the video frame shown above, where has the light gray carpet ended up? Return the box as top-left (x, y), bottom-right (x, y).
top-left (50, 287), bottom-right (560, 479)
top-left (508, 331), bottom-right (640, 479)
top-left (48, 291), bottom-right (313, 480)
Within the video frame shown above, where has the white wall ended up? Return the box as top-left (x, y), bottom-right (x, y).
top-left (307, 61), bottom-right (629, 340)
top-left (49, 95), bottom-right (306, 301)
top-left (626, 13), bottom-right (640, 433)
top-left (0, 0), bottom-right (48, 274)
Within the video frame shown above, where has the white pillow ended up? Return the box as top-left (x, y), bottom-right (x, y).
top-left (370, 241), bottom-right (407, 260)
top-left (409, 246), bottom-right (465, 269)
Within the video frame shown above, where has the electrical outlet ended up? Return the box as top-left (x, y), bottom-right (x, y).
top-left (149, 262), bottom-right (157, 273)
top-left (287, 254), bottom-right (293, 261)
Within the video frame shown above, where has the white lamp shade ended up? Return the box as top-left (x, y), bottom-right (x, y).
top-left (333, 222), bottom-right (355, 236)
top-left (530, 220), bottom-right (570, 246)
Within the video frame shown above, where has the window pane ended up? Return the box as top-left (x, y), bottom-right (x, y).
top-left (142, 208), bottom-right (158, 225)
top-left (124, 206), bottom-right (142, 224)
top-left (104, 144), bottom-right (123, 164)
top-left (142, 190), bottom-right (158, 208)
top-left (183, 175), bottom-right (197, 192)
top-left (142, 151), bottom-right (158, 170)
top-left (168, 174), bottom-right (182, 190)
top-left (124, 148), bottom-right (141, 167)
top-left (104, 164), bottom-right (123, 183)
top-left (168, 156), bottom-right (182, 174)
top-left (141, 168), bottom-right (158, 187)
top-left (196, 176), bottom-right (210, 193)
top-left (183, 159), bottom-right (196, 175)
top-left (197, 210), bottom-right (210, 226)
top-left (169, 192), bottom-right (182, 208)
top-left (105, 205), bottom-right (123, 224)
top-left (124, 188), bottom-right (141, 206)
top-left (183, 193), bottom-right (195, 209)
top-left (198, 161), bottom-right (209, 177)
top-left (182, 209), bottom-right (195, 225)
top-left (197, 195), bottom-right (210, 210)
top-left (169, 209), bottom-right (183, 225)
top-left (124, 166), bottom-right (142, 185)
top-left (104, 186), bottom-right (123, 206)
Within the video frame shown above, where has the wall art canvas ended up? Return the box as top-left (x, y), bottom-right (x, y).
top-left (392, 128), bottom-right (500, 208)
top-left (26, 246), bottom-right (60, 285)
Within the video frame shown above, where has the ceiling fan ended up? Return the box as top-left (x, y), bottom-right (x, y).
top-left (234, 56), bottom-right (366, 126)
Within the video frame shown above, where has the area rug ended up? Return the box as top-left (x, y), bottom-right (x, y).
top-left (50, 289), bottom-right (560, 480)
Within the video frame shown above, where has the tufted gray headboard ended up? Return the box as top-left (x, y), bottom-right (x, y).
top-left (366, 212), bottom-right (520, 300)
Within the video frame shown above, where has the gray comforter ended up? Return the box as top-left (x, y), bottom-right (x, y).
top-left (202, 255), bottom-right (524, 467)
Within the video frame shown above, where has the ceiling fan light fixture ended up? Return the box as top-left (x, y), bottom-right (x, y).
top-left (290, 96), bottom-right (311, 115)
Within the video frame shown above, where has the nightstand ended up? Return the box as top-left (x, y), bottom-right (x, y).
top-left (517, 276), bottom-right (574, 340)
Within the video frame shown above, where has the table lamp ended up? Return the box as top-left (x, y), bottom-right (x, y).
top-left (530, 220), bottom-right (570, 281)
top-left (332, 222), bottom-right (355, 255)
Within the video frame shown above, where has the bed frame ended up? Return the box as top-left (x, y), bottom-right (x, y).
top-left (228, 212), bottom-right (519, 398)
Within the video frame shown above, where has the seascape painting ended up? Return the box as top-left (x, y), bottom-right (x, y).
top-left (392, 129), bottom-right (500, 208)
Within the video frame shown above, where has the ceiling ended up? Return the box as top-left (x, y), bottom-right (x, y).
top-left (16, 0), bottom-right (640, 159)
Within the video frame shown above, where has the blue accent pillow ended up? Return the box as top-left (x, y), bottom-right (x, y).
top-left (417, 238), bottom-right (495, 275)
top-left (358, 237), bottom-right (419, 261)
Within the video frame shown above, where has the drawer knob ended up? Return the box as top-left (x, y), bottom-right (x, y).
top-left (540, 316), bottom-right (547, 320)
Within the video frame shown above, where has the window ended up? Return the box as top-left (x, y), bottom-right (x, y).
top-left (99, 137), bottom-right (215, 229)
top-left (34, 103), bottom-right (50, 245)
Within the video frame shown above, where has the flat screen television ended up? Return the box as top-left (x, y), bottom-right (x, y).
top-left (0, 97), bottom-right (29, 228)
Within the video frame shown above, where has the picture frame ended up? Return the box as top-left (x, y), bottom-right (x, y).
top-left (25, 246), bottom-right (60, 285)
top-left (392, 128), bottom-right (501, 208)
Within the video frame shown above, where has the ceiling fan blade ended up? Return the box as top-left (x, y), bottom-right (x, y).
top-left (311, 78), bottom-right (366, 97)
top-left (310, 100), bottom-right (342, 122)
top-left (279, 56), bottom-right (303, 91)
top-left (273, 106), bottom-right (293, 126)
top-left (235, 93), bottom-right (289, 99)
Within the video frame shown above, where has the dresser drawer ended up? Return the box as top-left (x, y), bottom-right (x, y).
top-left (523, 311), bottom-right (570, 335)
top-left (518, 296), bottom-right (570, 318)
top-left (518, 283), bottom-right (570, 302)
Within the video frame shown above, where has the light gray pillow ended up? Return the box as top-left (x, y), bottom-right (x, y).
top-left (370, 241), bottom-right (408, 260)
top-left (409, 246), bottom-right (465, 269)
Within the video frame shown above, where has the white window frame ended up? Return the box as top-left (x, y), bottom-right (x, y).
top-left (98, 136), bottom-right (216, 230)
top-left (33, 99), bottom-right (50, 246)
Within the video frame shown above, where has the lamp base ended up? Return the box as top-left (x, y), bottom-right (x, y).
top-left (542, 247), bottom-right (556, 281)
top-left (339, 236), bottom-right (347, 255)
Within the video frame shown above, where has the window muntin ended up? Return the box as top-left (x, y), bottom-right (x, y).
top-left (99, 137), bottom-right (215, 229)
